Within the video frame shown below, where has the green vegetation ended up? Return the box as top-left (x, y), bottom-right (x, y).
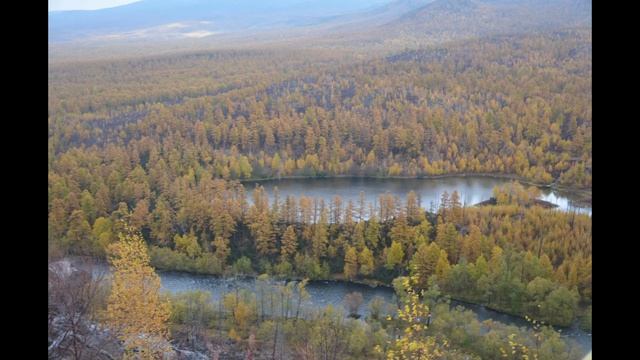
top-left (163, 276), bottom-right (583, 359)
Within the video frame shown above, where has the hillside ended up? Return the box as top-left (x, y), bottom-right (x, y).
top-left (49, 0), bottom-right (591, 62)
top-left (49, 0), bottom-right (392, 42)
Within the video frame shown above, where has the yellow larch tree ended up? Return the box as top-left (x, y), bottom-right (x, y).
top-left (381, 276), bottom-right (446, 360)
top-left (105, 223), bottom-right (172, 359)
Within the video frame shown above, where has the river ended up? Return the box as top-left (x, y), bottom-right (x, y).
top-left (71, 260), bottom-right (590, 356)
top-left (155, 271), bottom-right (591, 355)
top-left (243, 176), bottom-right (592, 215)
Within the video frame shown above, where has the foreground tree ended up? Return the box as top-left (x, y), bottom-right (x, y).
top-left (382, 276), bottom-right (444, 359)
top-left (105, 223), bottom-right (172, 358)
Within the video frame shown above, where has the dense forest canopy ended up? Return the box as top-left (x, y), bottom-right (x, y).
top-left (49, 28), bottom-right (591, 306)
top-left (49, 1), bottom-right (591, 356)
top-left (49, 30), bottom-right (591, 191)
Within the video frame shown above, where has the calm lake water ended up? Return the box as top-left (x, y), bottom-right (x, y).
top-left (243, 176), bottom-right (592, 216)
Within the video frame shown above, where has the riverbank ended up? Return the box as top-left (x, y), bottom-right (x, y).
top-left (153, 269), bottom-right (593, 355)
top-left (155, 263), bottom-right (590, 332)
top-left (58, 257), bottom-right (590, 358)
top-left (313, 274), bottom-right (591, 333)
top-left (74, 253), bottom-right (589, 332)
top-left (448, 295), bottom-right (591, 332)
top-left (66, 256), bottom-right (591, 353)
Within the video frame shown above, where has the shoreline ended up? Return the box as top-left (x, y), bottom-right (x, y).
top-left (239, 173), bottom-right (592, 202)
top-left (152, 268), bottom-right (588, 331)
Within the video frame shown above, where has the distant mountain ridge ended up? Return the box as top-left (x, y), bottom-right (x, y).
top-left (49, 0), bottom-right (591, 62)
top-left (387, 0), bottom-right (590, 32)
top-left (49, 0), bottom-right (392, 42)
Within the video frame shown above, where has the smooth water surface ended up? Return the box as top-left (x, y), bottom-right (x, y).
top-left (243, 176), bottom-right (592, 215)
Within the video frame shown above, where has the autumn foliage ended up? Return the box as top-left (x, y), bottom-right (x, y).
top-left (105, 223), bottom-right (172, 358)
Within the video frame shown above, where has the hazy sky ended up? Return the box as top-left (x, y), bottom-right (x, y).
top-left (49, 0), bottom-right (141, 11)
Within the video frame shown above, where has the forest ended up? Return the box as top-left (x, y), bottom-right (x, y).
top-left (49, 26), bottom-right (591, 359)
top-left (49, 29), bottom-right (591, 189)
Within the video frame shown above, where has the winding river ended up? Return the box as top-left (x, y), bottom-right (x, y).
top-left (154, 270), bottom-right (591, 355)
top-left (243, 176), bottom-right (592, 215)
top-left (73, 257), bottom-right (591, 357)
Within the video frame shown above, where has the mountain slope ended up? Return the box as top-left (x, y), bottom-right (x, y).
top-left (375, 0), bottom-right (591, 45)
top-left (270, 0), bottom-right (590, 52)
top-left (48, 0), bottom-right (591, 62)
top-left (49, 0), bottom-right (391, 42)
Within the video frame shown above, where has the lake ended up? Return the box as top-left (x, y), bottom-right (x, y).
top-left (243, 176), bottom-right (592, 216)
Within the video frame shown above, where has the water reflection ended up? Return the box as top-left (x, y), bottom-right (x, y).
top-left (244, 176), bottom-right (592, 216)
